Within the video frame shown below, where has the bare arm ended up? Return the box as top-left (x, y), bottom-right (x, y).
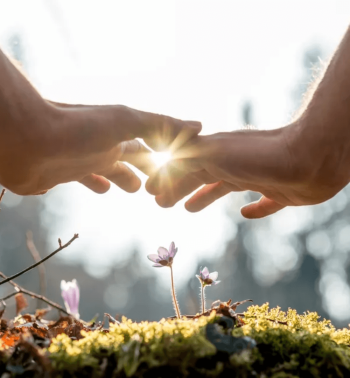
top-left (147, 26), bottom-right (350, 218)
top-left (0, 48), bottom-right (201, 195)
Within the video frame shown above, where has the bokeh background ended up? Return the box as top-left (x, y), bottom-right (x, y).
top-left (0, 0), bottom-right (350, 326)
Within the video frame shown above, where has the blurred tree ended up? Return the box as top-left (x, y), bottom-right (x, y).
top-left (242, 101), bottom-right (254, 125)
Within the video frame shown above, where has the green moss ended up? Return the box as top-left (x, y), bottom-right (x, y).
top-left (48, 304), bottom-right (350, 377)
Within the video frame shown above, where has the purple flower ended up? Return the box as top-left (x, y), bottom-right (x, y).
top-left (147, 242), bottom-right (178, 267)
top-left (61, 279), bottom-right (80, 319)
top-left (196, 267), bottom-right (220, 286)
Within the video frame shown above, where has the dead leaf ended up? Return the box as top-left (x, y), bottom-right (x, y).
top-left (48, 327), bottom-right (66, 339)
top-left (35, 307), bottom-right (51, 320)
top-left (21, 314), bottom-right (35, 323)
top-left (0, 332), bottom-right (20, 348)
top-left (15, 294), bottom-right (28, 316)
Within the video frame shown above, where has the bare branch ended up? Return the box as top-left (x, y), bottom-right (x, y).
top-left (1, 291), bottom-right (18, 302)
top-left (0, 234), bottom-right (79, 287)
top-left (0, 272), bottom-right (70, 316)
top-left (26, 231), bottom-right (47, 308)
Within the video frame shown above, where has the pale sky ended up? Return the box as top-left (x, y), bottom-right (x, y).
top-left (0, 1), bottom-right (350, 306)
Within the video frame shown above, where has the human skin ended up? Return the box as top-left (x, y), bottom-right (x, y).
top-left (146, 26), bottom-right (350, 219)
top-left (0, 49), bottom-right (201, 195)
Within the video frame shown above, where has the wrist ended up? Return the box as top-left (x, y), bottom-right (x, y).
top-left (0, 100), bottom-right (62, 194)
top-left (285, 117), bottom-right (349, 200)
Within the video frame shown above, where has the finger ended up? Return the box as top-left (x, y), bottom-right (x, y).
top-left (153, 169), bottom-right (220, 207)
top-left (240, 196), bottom-right (285, 219)
top-left (103, 162), bottom-right (142, 193)
top-left (66, 106), bottom-right (202, 160)
top-left (155, 175), bottom-right (204, 208)
top-left (140, 114), bottom-right (202, 151)
top-left (80, 141), bottom-right (154, 194)
top-left (34, 190), bottom-right (49, 195)
top-left (79, 174), bottom-right (111, 194)
top-left (146, 162), bottom-right (186, 195)
top-left (113, 106), bottom-right (202, 151)
top-left (185, 181), bottom-right (241, 212)
top-left (192, 169), bottom-right (219, 184)
top-left (118, 140), bottom-right (156, 176)
top-left (146, 159), bottom-right (201, 196)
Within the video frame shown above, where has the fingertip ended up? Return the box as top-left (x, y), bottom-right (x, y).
top-left (125, 177), bottom-right (142, 193)
top-left (240, 204), bottom-right (258, 219)
top-left (184, 199), bottom-right (202, 213)
top-left (155, 195), bottom-right (176, 209)
top-left (240, 197), bottom-right (285, 219)
top-left (185, 120), bottom-right (202, 133)
top-left (145, 177), bottom-right (160, 195)
top-left (80, 174), bottom-right (111, 194)
top-left (35, 190), bottom-right (49, 196)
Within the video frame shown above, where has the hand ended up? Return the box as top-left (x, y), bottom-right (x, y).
top-left (146, 124), bottom-right (348, 218)
top-left (0, 100), bottom-right (201, 195)
top-left (0, 49), bottom-right (202, 195)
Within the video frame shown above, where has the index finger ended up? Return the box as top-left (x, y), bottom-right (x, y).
top-left (120, 107), bottom-right (202, 151)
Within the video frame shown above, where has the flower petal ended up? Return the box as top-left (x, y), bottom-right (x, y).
top-left (170, 246), bottom-right (178, 258)
top-left (152, 263), bottom-right (164, 268)
top-left (212, 280), bottom-right (221, 286)
top-left (201, 267), bottom-right (209, 278)
top-left (168, 242), bottom-right (176, 256)
top-left (158, 247), bottom-right (169, 258)
top-left (60, 280), bottom-right (68, 291)
top-left (208, 272), bottom-right (218, 282)
top-left (147, 254), bottom-right (159, 263)
top-left (60, 279), bottom-right (80, 317)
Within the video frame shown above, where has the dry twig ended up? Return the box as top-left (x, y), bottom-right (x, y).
top-left (0, 272), bottom-right (70, 316)
top-left (26, 231), bottom-right (47, 308)
top-left (0, 234), bottom-right (79, 287)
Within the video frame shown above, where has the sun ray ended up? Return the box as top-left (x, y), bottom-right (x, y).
top-left (151, 151), bottom-right (172, 168)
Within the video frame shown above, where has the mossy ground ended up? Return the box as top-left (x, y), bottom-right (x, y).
top-left (45, 303), bottom-right (350, 377)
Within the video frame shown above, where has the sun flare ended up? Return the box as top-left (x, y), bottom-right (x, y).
top-left (151, 151), bottom-right (172, 168)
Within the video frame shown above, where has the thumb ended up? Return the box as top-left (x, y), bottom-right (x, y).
top-left (63, 105), bottom-right (201, 155)
top-left (241, 196), bottom-right (285, 219)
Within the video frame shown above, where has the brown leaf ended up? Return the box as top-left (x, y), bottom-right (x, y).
top-left (21, 314), bottom-right (35, 323)
top-left (0, 331), bottom-right (20, 348)
top-left (230, 299), bottom-right (253, 311)
top-left (48, 316), bottom-right (74, 329)
top-left (48, 327), bottom-right (66, 338)
top-left (64, 323), bottom-right (85, 340)
top-left (30, 324), bottom-right (48, 339)
top-left (35, 307), bottom-right (51, 320)
top-left (15, 293), bottom-right (28, 316)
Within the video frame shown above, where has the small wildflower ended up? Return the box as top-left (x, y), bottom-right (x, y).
top-left (147, 242), bottom-right (181, 319)
top-left (147, 242), bottom-right (178, 267)
top-left (196, 267), bottom-right (220, 314)
top-left (61, 279), bottom-right (80, 319)
top-left (196, 267), bottom-right (220, 286)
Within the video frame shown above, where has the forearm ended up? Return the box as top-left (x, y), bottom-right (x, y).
top-left (291, 26), bottom-right (350, 187)
top-left (0, 49), bottom-right (52, 133)
top-left (0, 49), bottom-right (57, 191)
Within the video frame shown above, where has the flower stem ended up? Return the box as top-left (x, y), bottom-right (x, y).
top-left (201, 284), bottom-right (206, 313)
top-left (170, 266), bottom-right (181, 319)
